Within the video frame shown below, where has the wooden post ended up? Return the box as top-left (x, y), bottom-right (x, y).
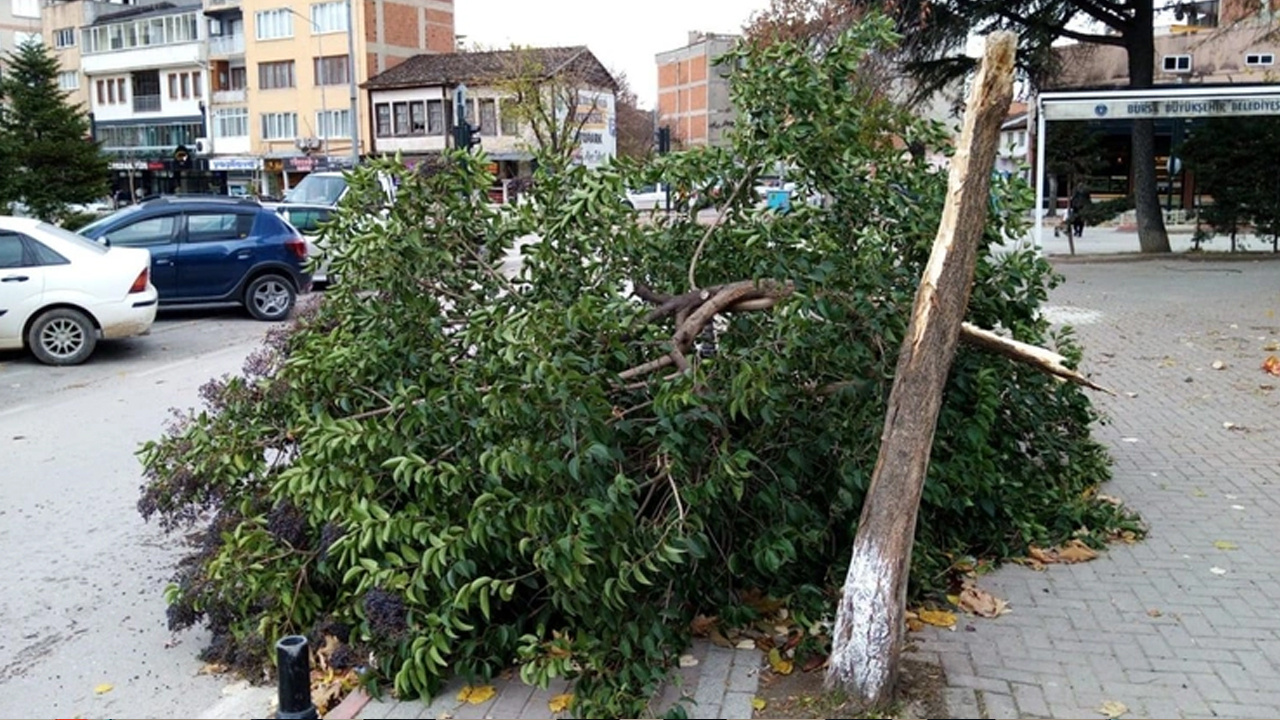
top-left (826, 32), bottom-right (1017, 707)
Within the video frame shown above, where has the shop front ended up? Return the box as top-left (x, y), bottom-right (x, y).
top-left (261, 156), bottom-right (358, 199)
top-left (208, 157), bottom-right (263, 198)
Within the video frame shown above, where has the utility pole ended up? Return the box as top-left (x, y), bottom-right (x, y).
top-left (346, 0), bottom-right (359, 165)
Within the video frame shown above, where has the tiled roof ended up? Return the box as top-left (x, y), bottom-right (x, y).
top-left (363, 46), bottom-right (617, 91)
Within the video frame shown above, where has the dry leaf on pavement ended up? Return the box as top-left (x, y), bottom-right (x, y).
top-left (709, 628), bottom-right (733, 648)
top-left (767, 647), bottom-right (794, 675)
top-left (1264, 355), bottom-right (1280, 376)
top-left (1214, 540), bottom-right (1239, 550)
top-left (736, 639), bottom-right (757, 650)
top-left (957, 585), bottom-right (1010, 618)
top-left (917, 609), bottom-right (957, 628)
top-left (1212, 360), bottom-right (1227, 370)
top-left (1028, 546), bottom-right (1057, 564)
top-left (752, 697), bottom-right (767, 711)
top-left (1098, 699), bottom-right (1128, 717)
top-left (457, 685), bottom-right (496, 705)
top-left (690, 614), bottom-right (717, 637)
top-left (1057, 539), bottom-right (1099, 563)
top-left (548, 693), bottom-right (573, 713)
top-left (678, 654), bottom-right (699, 668)
top-left (93, 683), bottom-right (114, 695)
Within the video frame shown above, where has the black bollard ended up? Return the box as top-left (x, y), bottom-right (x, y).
top-left (275, 635), bottom-right (318, 720)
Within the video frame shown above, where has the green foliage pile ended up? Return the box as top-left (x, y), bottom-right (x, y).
top-left (138, 17), bottom-right (1128, 717)
top-left (0, 39), bottom-right (110, 221)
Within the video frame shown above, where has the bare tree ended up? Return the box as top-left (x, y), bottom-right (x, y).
top-left (611, 70), bottom-right (654, 159)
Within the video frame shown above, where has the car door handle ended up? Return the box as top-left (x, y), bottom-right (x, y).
top-left (156, 259), bottom-right (174, 266)
top-left (235, 250), bottom-right (252, 259)
top-left (1, 275), bottom-right (29, 282)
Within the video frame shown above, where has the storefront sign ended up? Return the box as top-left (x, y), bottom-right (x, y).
top-left (147, 160), bottom-right (167, 170)
top-left (109, 160), bottom-right (149, 171)
top-left (1043, 92), bottom-right (1280, 121)
top-left (209, 156), bottom-right (261, 172)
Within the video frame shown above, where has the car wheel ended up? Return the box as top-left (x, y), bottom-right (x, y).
top-left (244, 274), bottom-right (296, 321)
top-left (28, 307), bottom-right (97, 366)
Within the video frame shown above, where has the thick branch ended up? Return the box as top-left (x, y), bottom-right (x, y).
top-left (959, 323), bottom-right (1114, 394)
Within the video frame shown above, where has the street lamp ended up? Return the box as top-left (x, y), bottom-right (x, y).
top-left (344, 0), bottom-right (358, 165)
top-left (282, 7), bottom-right (329, 155)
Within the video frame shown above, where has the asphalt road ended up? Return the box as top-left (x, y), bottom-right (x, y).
top-left (0, 304), bottom-right (280, 719)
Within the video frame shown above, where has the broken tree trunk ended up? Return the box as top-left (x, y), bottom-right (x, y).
top-left (826, 32), bottom-right (1017, 707)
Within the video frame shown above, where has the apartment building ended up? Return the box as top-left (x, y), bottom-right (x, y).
top-left (654, 31), bottom-right (737, 148)
top-left (41, 0), bottom-right (454, 198)
top-left (1, 0), bottom-right (44, 73)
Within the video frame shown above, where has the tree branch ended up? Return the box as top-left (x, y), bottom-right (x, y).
top-left (688, 170), bottom-right (756, 291)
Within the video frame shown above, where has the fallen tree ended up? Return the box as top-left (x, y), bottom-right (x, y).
top-left (137, 16), bottom-right (1134, 718)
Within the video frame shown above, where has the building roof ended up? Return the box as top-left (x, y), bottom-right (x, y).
top-left (363, 46), bottom-right (617, 92)
top-left (92, 1), bottom-right (202, 25)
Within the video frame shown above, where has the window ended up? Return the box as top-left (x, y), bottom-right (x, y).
top-left (258, 61), bottom-right (295, 89)
top-left (54, 28), bottom-right (76, 48)
top-left (393, 102), bottom-right (410, 136)
top-left (96, 80), bottom-right (105, 105)
top-left (82, 12), bottom-right (199, 54)
top-left (168, 73), bottom-right (178, 99)
top-left (309, 1), bottom-right (348, 33)
top-left (499, 98), bottom-right (519, 135)
top-left (117, 78), bottom-right (127, 103)
top-left (313, 55), bottom-right (348, 85)
top-left (427, 99), bottom-right (445, 135)
top-left (1246, 53), bottom-right (1275, 67)
top-left (316, 109), bottom-right (351, 138)
top-left (1163, 54), bottom-right (1192, 73)
top-left (215, 107), bottom-right (249, 137)
top-left (375, 103), bottom-right (391, 137)
top-left (230, 66), bottom-right (247, 90)
top-left (186, 213), bottom-right (254, 242)
top-left (58, 71), bottom-right (79, 91)
top-left (410, 102), bottom-right (426, 134)
top-left (255, 9), bottom-right (294, 40)
top-left (478, 99), bottom-right (496, 137)
top-left (261, 112), bottom-right (297, 140)
top-left (11, 0), bottom-right (39, 19)
top-left (104, 216), bottom-right (178, 248)
top-left (108, 80), bottom-right (116, 103)
top-left (0, 233), bottom-right (27, 269)
top-left (28, 239), bottom-right (70, 266)
top-left (278, 207), bottom-right (331, 234)
top-left (193, 71), bottom-right (202, 98)
top-left (15, 30), bottom-right (41, 46)
top-left (181, 73), bottom-right (191, 99)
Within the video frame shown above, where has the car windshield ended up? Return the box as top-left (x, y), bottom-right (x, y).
top-left (41, 222), bottom-right (109, 254)
top-left (77, 205), bottom-right (143, 237)
top-left (283, 175), bottom-right (347, 205)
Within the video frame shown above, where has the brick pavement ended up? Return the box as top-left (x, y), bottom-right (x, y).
top-left (350, 639), bottom-right (761, 719)
top-left (913, 257), bottom-right (1280, 719)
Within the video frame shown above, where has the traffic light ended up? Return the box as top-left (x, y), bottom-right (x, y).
top-left (173, 145), bottom-right (192, 170)
top-left (656, 126), bottom-right (671, 155)
top-left (453, 122), bottom-right (481, 152)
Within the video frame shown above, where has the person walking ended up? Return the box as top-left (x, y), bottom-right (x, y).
top-left (1068, 184), bottom-right (1090, 239)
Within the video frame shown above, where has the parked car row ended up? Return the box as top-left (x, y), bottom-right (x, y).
top-left (1, 195), bottom-right (314, 365)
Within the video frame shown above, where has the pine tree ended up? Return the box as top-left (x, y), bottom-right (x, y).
top-left (0, 39), bottom-right (109, 221)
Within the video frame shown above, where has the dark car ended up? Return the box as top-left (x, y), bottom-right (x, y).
top-left (77, 196), bottom-right (310, 321)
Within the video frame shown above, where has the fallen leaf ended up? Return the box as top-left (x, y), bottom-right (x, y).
top-left (1028, 546), bottom-right (1057, 564)
top-left (801, 654), bottom-right (827, 673)
top-left (548, 693), bottom-right (573, 713)
top-left (1214, 540), bottom-right (1239, 550)
top-left (1265, 341), bottom-right (1279, 352)
top-left (735, 639), bottom-right (756, 650)
top-left (946, 593), bottom-right (961, 606)
top-left (906, 617), bottom-right (924, 632)
top-left (1098, 699), bottom-right (1128, 718)
top-left (1057, 539), bottom-right (1098, 563)
top-left (690, 614), bottom-right (717, 637)
top-left (94, 683), bottom-right (114, 695)
top-left (678, 654), bottom-right (699, 668)
top-left (198, 662), bottom-right (228, 675)
top-left (752, 697), bottom-right (767, 711)
top-left (1095, 493), bottom-right (1123, 506)
top-left (709, 628), bottom-right (734, 648)
top-left (1232, 504), bottom-right (1246, 510)
top-left (1146, 609), bottom-right (1162, 618)
top-left (1212, 360), bottom-right (1227, 370)
top-left (1192, 487), bottom-right (1208, 498)
top-left (917, 609), bottom-right (957, 628)
top-left (957, 585), bottom-right (1010, 618)
top-left (457, 685), bottom-right (496, 705)
top-left (767, 647), bottom-right (794, 675)
top-left (1210, 566), bottom-right (1228, 575)
top-left (1264, 355), bottom-right (1280, 377)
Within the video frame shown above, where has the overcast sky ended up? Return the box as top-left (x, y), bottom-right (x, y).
top-left (455, 0), bottom-right (775, 110)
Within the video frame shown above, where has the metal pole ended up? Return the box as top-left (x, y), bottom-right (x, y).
top-left (345, 0), bottom-right (359, 165)
top-left (1034, 96), bottom-right (1047, 255)
top-left (275, 636), bottom-right (317, 720)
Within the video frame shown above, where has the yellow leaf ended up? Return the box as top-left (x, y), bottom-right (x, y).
top-left (957, 585), bottom-right (1010, 618)
top-left (767, 647), bottom-right (794, 675)
top-left (906, 617), bottom-right (924, 632)
top-left (457, 684), bottom-right (497, 705)
top-left (917, 609), bottom-right (956, 628)
top-left (1057, 539), bottom-right (1098, 563)
top-left (93, 683), bottom-right (114, 695)
top-left (1214, 540), bottom-right (1239, 550)
top-left (945, 594), bottom-right (961, 606)
top-left (752, 696), bottom-right (767, 711)
top-left (1098, 699), bottom-right (1128, 718)
top-left (548, 693), bottom-right (573, 713)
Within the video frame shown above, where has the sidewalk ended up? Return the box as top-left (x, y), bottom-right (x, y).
top-left (333, 640), bottom-right (761, 720)
top-left (1015, 219), bottom-right (1279, 257)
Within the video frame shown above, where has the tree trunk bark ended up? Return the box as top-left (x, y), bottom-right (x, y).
top-left (826, 32), bottom-right (1016, 708)
top-left (1128, 0), bottom-right (1172, 253)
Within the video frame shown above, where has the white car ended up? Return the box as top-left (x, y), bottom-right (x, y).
top-left (625, 184), bottom-right (672, 211)
top-left (0, 217), bottom-right (157, 365)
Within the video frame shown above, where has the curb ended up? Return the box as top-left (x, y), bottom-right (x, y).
top-left (325, 688), bottom-right (372, 720)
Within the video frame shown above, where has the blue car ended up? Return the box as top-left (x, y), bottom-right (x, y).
top-left (78, 196), bottom-right (310, 321)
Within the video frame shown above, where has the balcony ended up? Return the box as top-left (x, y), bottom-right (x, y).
top-left (133, 94), bottom-right (161, 113)
top-left (204, 0), bottom-right (241, 9)
top-left (212, 88), bottom-right (246, 104)
top-left (208, 34), bottom-right (244, 57)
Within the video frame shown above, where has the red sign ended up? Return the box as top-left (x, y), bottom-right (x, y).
top-left (147, 160), bottom-right (166, 170)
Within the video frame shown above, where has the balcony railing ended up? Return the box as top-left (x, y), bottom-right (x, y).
top-left (205, 0), bottom-right (241, 8)
top-left (133, 94), bottom-right (162, 113)
top-left (208, 34), bottom-right (245, 56)
top-left (212, 88), bottom-right (246, 104)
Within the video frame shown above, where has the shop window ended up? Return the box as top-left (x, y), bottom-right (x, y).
top-left (1162, 55), bottom-right (1192, 73)
top-left (1246, 53), bottom-right (1275, 67)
